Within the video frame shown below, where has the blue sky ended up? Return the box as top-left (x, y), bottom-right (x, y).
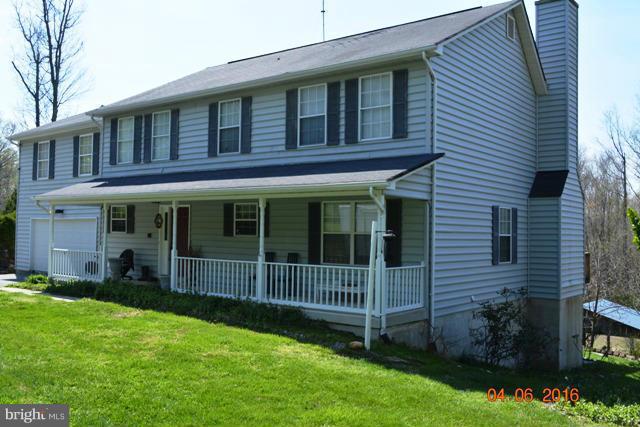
top-left (1, 0), bottom-right (639, 156)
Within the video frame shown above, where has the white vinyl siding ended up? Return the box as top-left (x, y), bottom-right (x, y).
top-left (111, 205), bottom-right (127, 233)
top-left (152, 111), bottom-right (171, 161)
top-left (117, 117), bottom-right (134, 164)
top-left (298, 84), bottom-right (326, 146)
top-left (78, 134), bottom-right (93, 176)
top-left (234, 203), bottom-right (257, 236)
top-left (37, 141), bottom-right (49, 180)
top-left (322, 201), bottom-right (376, 265)
top-left (359, 72), bottom-right (392, 141)
top-left (218, 99), bottom-right (241, 154)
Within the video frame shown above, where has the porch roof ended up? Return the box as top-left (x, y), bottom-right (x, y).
top-left (35, 153), bottom-right (443, 204)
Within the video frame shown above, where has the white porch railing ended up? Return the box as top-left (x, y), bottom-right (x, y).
top-left (385, 263), bottom-right (425, 313)
top-left (175, 256), bottom-right (257, 299)
top-left (264, 262), bottom-right (370, 313)
top-left (50, 248), bottom-right (102, 281)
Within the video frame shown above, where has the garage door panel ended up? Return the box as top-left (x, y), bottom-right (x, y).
top-left (31, 219), bottom-right (97, 272)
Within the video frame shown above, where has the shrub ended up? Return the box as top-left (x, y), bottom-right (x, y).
top-left (26, 274), bottom-right (49, 285)
top-left (0, 212), bottom-right (15, 265)
top-left (45, 280), bottom-right (316, 332)
top-left (470, 288), bottom-right (552, 368)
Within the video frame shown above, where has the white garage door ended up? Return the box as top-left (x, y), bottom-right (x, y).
top-left (31, 218), bottom-right (97, 272)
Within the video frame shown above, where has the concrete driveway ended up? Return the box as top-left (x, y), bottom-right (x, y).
top-left (0, 274), bottom-right (19, 287)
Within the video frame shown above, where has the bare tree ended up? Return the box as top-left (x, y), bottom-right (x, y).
top-left (0, 118), bottom-right (18, 212)
top-left (11, 0), bottom-right (85, 125)
top-left (11, 1), bottom-right (47, 127)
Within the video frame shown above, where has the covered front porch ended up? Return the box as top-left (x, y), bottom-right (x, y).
top-left (37, 154), bottom-right (439, 327)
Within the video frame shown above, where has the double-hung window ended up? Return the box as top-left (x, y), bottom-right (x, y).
top-left (359, 72), bottom-right (392, 141)
top-left (322, 202), bottom-right (377, 265)
top-left (298, 84), bottom-right (326, 146)
top-left (219, 99), bottom-right (241, 154)
top-left (78, 134), bottom-right (93, 176)
top-left (111, 206), bottom-right (127, 233)
top-left (234, 203), bottom-right (257, 236)
top-left (117, 117), bottom-right (134, 164)
top-left (37, 141), bottom-right (50, 180)
top-left (499, 208), bottom-right (512, 263)
top-left (152, 111), bottom-right (171, 161)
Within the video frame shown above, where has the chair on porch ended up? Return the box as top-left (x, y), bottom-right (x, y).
top-left (285, 253), bottom-right (299, 298)
top-left (119, 249), bottom-right (135, 280)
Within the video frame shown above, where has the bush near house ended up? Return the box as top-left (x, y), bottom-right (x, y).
top-left (0, 211), bottom-right (15, 272)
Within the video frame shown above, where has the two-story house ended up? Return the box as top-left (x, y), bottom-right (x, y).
top-left (10, 0), bottom-right (583, 369)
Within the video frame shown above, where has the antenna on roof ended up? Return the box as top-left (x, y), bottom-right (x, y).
top-left (321, 0), bottom-right (326, 41)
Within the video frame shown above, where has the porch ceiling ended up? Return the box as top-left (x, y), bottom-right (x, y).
top-left (35, 154), bottom-right (443, 204)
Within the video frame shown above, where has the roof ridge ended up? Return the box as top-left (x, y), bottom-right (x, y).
top-left (226, 5), bottom-right (484, 65)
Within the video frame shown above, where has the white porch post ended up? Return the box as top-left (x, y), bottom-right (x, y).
top-left (102, 203), bottom-right (109, 281)
top-left (47, 204), bottom-right (55, 277)
top-left (170, 200), bottom-right (178, 291)
top-left (375, 197), bottom-right (387, 331)
top-left (257, 197), bottom-right (266, 301)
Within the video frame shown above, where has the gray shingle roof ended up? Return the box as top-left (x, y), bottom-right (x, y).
top-left (90, 1), bottom-right (516, 115)
top-left (10, 113), bottom-right (99, 141)
top-left (35, 154), bottom-right (443, 202)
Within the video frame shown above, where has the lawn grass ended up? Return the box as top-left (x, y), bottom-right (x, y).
top-left (0, 291), bottom-right (637, 426)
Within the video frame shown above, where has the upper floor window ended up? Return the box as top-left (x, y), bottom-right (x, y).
top-left (37, 141), bottom-right (50, 180)
top-left (117, 117), bottom-right (134, 164)
top-left (298, 84), bottom-right (326, 146)
top-left (506, 15), bottom-right (516, 41)
top-left (152, 111), bottom-right (171, 161)
top-left (234, 203), bottom-right (257, 236)
top-left (111, 205), bottom-right (127, 233)
top-left (359, 72), bottom-right (392, 141)
top-left (219, 99), bottom-right (241, 154)
top-left (78, 134), bottom-right (93, 176)
top-left (499, 207), bottom-right (512, 263)
top-left (322, 201), bottom-right (376, 265)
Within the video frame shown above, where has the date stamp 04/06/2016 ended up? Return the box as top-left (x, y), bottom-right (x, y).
top-left (486, 387), bottom-right (580, 403)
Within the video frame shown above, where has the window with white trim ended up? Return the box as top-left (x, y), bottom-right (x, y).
top-left (298, 84), bottom-right (326, 146)
top-left (499, 207), bottom-right (512, 263)
top-left (322, 201), bottom-right (376, 265)
top-left (234, 203), bottom-right (257, 236)
top-left (78, 134), bottom-right (93, 176)
top-left (111, 205), bottom-right (127, 233)
top-left (152, 111), bottom-right (171, 161)
top-left (506, 15), bottom-right (516, 41)
top-left (37, 141), bottom-right (50, 180)
top-left (117, 117), bottom-right (134, 164)
top-left (219, 99), bottom-right (241, 154)
top-left (359, 73), bottom-right (392, 141)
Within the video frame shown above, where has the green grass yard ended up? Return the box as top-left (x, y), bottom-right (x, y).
top-left (0, 290), bottom-right (638, 426)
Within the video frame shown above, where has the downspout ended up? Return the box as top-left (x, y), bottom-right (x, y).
top-left (422, 47), bottom-right (442, 344)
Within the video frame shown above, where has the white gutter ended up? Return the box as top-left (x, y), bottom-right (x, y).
top-left (422, 47), bottom-right (442, 343)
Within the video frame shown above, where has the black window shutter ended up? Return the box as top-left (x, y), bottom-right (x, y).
top-left (344, 78), bottom-right (359, 144)
top-left (106, 206), bottom-right (111, 233)
top-left (109, 118), bottom-right (117, 165)
top-left (285, 89), bottom-right (298, 150)
top-left (133, 116), bottom-right (142, 164)
top-left (392, 69), bottom-right (409, 139)
top-left (264, 202), bottom-right (270, 238)
top-left (48, 140), bottom-right (55, 179)
top-left (208, 103), bottom-right (218, 157)
top-left (385, 199), bottom-right (403, 267)
top-left (308, 202), bottom-right (321, 264)
top-left (72, 135), bottom-right (79, 177)
top-left (491, 205), bottom-right (499, 265)
top-left (511, 208), bottom-right (518, 264)
top-left (126, 205), bottom-right (135, 234)
top-left (223, 203), bottom-right (234, 236)
top-left (143, 114), bottom-right (152, 163)
top-left (32, 143), bottom-right (38, 180)
top-left (327, 81), bottom-right (340, 146)
top-left (92, 132), bottom-right (100, 175)
top-left (170, 109), bottom-right (179, 160)
top-left (241, 96), bottom-right (252, 154)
